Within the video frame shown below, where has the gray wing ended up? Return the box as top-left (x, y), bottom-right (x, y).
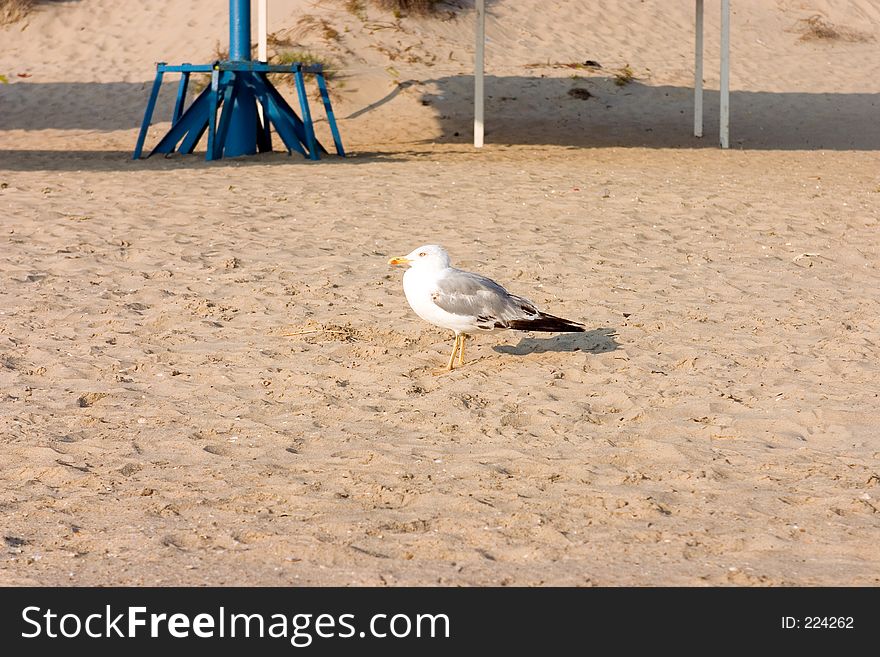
top-left (432, 269), bottom-right (540, 328)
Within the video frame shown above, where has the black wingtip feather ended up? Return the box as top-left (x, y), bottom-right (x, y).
top-left (507, 313), bottom-right (585, 333)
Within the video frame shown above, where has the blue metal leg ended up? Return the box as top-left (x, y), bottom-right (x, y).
top-left (213, 75), bottom-right (240, 158)
top-left (172, 69), bottom-right (191, 126)
top-left (133, 67), bottom-right (165, 159)
top-left (178, 108), bottom-right (209, 155)
top-left (247, 73), bottom-right (309, 155)
top-left (293, 66), bottom-right (319, 160)
top-left (151, 85), bottom-right (212, 155)
top-left (251, 74), bottom-right (309, 143)
top-left (315, 72), bottom-right (345, 156)
top-left (261, 92), bottom-right (307, 156)
top-left (180, 72), bottom-right (226, 155)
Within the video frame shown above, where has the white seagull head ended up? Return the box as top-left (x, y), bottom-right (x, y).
top-left (388, 244), bottom-right (451, 271)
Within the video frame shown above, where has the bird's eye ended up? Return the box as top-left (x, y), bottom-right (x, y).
top-left (418, 252), bottom-right (427, 257)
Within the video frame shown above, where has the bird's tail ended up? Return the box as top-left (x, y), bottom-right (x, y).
top-left (507, 312), bottom-right (585, 333)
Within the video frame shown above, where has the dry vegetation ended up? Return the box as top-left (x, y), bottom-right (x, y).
top-left (343, 0), bottom-right (367, 20)
top-left (797, 14), bottom-right (874, 43)
top-left (2, 0), bottom-right (68, 27)
top-left (613, 64), bottom-right (635, 86)
top-left (0, 0), bottom-right (34, 26)
top-left (294, 15), bottom-right (341, 43)
top-left (370, 0), bottom-right (443, 16)
top-left (264, 29), bottom-right (339, 83)
top-left (345, 0), bottom-right (445, 19)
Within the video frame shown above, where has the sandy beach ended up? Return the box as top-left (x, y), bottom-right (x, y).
top-left (1, 1), bottom-right (879, 586)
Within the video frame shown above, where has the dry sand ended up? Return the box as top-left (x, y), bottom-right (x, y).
top-left (1, 1), bottom-right (879, 586)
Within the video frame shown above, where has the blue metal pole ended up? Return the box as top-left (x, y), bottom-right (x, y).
top-left (229, 0), bottom-right (251, 62)
top-left (225, 0), bottom-right (257, 156)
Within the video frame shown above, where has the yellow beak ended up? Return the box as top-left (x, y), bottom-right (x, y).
top-left (388, 256), bottom-right (411, 266)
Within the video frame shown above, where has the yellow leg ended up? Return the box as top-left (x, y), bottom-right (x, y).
top-left (458, 334), bottom-right (467, 366)
top-left (445, 334), bottom-right (461, 371)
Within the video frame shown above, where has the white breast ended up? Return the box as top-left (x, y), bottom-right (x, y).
top-left (402, 268), bottom-right (478, 334)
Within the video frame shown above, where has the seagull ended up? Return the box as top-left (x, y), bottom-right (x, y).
top-left (388, 245), bottom-right (585, 371)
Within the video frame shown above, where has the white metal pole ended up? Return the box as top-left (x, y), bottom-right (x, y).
top-left (694, 0), bottom-right (703, 138)
top-left (256, 0), bottom-right (268, 125)
top-left (258, 0), bottom-right (268, 62)
top-left (720, 0), bottom-right (730, 148)
top-left (474, 0), bottom-right (485, 148)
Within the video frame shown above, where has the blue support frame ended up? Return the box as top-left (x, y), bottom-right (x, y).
top-left (133, 61), bottom-right (345, 161)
